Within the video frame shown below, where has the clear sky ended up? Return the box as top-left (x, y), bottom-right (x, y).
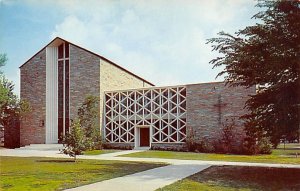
top-left (0, 0), bottom-right (259, 96)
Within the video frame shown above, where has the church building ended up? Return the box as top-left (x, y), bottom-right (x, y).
top-left (19, 37), bottom-right (254, 149)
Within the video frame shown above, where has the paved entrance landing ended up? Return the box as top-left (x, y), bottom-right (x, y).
top-left (65, 164), bottom-right (210, 191)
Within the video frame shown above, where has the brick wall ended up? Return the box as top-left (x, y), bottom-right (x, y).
top-left (69, 45), bottom-right (100, 121)
top-left (20, 49), bottom-right (46, 146)
top-left (186, 82), bottom-right (255, 145)
top-left (19, 43), bottom-right (153, 146)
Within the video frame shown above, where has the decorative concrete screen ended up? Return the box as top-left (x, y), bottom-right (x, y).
top-left (104, 86), bottom-right (187, 144)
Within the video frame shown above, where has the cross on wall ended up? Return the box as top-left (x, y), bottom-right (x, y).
top-left (213, 94), bottom-right (228, 126)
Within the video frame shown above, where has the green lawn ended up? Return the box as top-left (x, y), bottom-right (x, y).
top-left (0, 156), bottom-right (166, 191)
top-left (277, 143), bottom-right (300, 149)
top-left (121, 144), bottom-right (300, 164)
top-left (157, 166), bottom-right (300, 191)
top-left (83, 149), bottom-right (121, 155)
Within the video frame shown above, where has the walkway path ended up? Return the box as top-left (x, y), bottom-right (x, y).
top-left (1, 148), bottom-right (300, 168)
top-left (65, 164), bottom-right (210, 191)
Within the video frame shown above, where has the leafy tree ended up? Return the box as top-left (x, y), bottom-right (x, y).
top-left (0, 54), bottom-right (7, 73)
top-left (61, 96), bottom-right (101, 159)
top-left (0, 54), bottom-right (31, 128)
top-left (61, 119), bottom-right (86, 161)
top-left (78, 95), bottom-right (101, 150)
top-left (0, 77), bottom-right (18, 125)
top-left (207, 0), bottom-right (300, 147)
top-left (0, 54), bottom-right (9, 107)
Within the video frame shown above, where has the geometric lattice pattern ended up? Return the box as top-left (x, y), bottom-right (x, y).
top-left (104, 86), bottom-right (187, 143)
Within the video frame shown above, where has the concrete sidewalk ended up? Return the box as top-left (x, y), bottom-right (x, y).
top-left (65, 164), bottom-right (210, 191)
top-left (1, 148), bottom-right (300, 168)
top-left (0, 147), bottom-right (147, 158)
top-left (0, 148), bottom-right (69, 159)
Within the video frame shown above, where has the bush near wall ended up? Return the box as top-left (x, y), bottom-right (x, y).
top-left (186, 118), bottom-right (272, 155)
top-left (151, 143), bottom-right (187, 152)
top-left (102, 143), bottom-right (134, 150)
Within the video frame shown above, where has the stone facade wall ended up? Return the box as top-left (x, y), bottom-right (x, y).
top-left (186, 82), bottom-right (255, 145)
top-left (99, 59), bottom-right (153, 131)
top-left (69, 45), bottom-right (100, 121)
top-left (20, 49), bottom-right (46, 146)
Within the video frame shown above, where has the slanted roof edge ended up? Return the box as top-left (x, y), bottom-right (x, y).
top-left (19, 37), bottom-right (155, 86)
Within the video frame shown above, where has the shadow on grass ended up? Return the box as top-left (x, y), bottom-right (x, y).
top-left (36, 159), bottom-right (75, 163)
top-left (276, 148), bottom-right (300, 151)
top-left (188, 166), bottom-right (300, 190)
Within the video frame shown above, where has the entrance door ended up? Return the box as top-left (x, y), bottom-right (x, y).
top-left (139, 128), bottom-right (150, 147)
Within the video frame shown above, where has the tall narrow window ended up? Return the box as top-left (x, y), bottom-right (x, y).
top-left (57, 42), bottom-right (70, 141)
top-left (58, 44), bottom-right (64, 59)
top-left (65, 60), bottom-right (70, 133)
top-left (58, 60), bottom-right (64, 140)
top-left (65, 42), bottom-right (69, 58)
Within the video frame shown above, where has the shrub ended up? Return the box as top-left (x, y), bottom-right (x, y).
top-left (242, 136), bottom-right (272, 155)
top-left (194, 139), bottom-right (214, 153)
top-left (102, 143), bottom-right (133, 150)
top-left (212, 118), bottom-right (242, 154)
top-left (61, 95), bottom-right (102, 158)
top-left (78, 95), bottom-right (102, 150)
top-left (214, 117), bottom-right (272, 155)
top-left (61, 119), bottom-right (86, 160)
top-left (150, 144), bottom-right (186, 152)
top-left (186, 128), bottom-right (214, 153)
top-left (186, 128), bottom-right (197, 152)
top-left (187, 118), bottom-right (272, 155)
top-left (242, 119), bottom-right (272, 155)
top-left (242, 137), bottom-right (258, 155)
top-left (257, 137), bottom-right (272, 154)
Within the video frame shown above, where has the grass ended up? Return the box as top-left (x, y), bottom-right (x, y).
top-left (0, 156), bottom-right (166, 191)
top-left (278, 143), bottom-right (300, 149)
top-left (83, 149), bottom-right (121, 155)
top-left (156, 166), bottom-right (300, 191)
top-left (274, 143), bottom-right (300, 155)
top-left (121, 143), bottom-right (300, 164)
